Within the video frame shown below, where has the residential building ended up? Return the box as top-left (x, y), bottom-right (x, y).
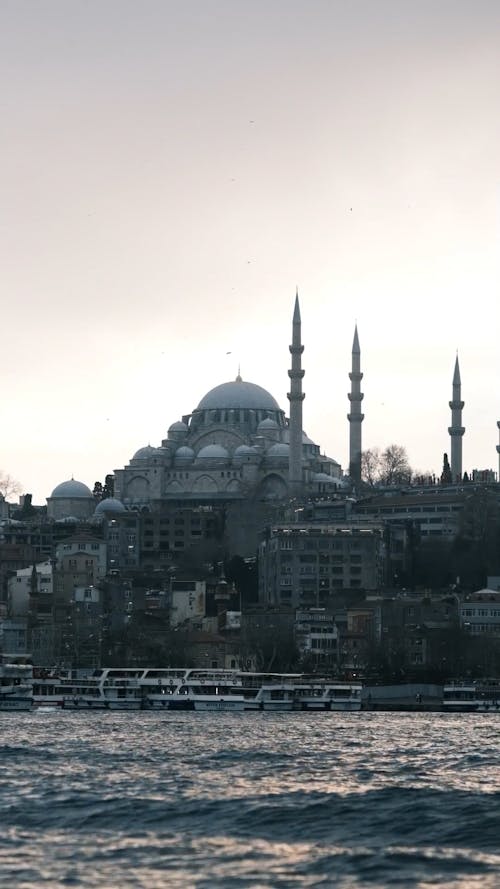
top-left (258, 523), bottom-right (385, 608)
top-left (461, 590), bottom-right (500, 636)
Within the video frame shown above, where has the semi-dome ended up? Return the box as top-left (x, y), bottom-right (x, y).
top-left (50, 479), bottom-right (93, 499)
top-left (175, 446), bottom-right (195, 463)
top-left (257, 418), bottom-right (279, 432)
top-left (168, 420), bottom-right (188, 434)
top-left (132, 445), bottom-right (156, 461)
top-left (266, 443), bottom-right (290, 458)
top-left (197, 378), bottom-right (280, 412)
top-left (94, 498), bottom-right (126, 515)
top-left (313, 473), bottom-right (339, 483)
top-left (196, 444), bottom-right (230, 461)
top-left (233, 444), bottom-right (259, 457)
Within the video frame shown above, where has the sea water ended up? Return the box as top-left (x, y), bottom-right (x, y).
top-left (0, 711), bottom-right (499, 887)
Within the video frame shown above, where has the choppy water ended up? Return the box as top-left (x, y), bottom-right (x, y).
top-left (0, 712), bottom-right (499, 888)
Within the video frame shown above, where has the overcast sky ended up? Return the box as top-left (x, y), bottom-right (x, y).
top-left (1, 0), bottom-right (500, 502)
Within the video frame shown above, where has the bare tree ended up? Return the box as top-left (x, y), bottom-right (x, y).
top-left (0, 471), bottom-right (22, 500)
top-left (361, 448), bottom-right (381, 486)
top-left (379, 445), bottom-right (412, 485)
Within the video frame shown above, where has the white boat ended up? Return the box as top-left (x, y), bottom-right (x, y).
top-left (443, 679), bottom-right (500, 712)
top-left (0, 658), bottom-right (33, 711)
top-left (144, 668), bottom-right (363, 712)
top-left (33, 667), bottom-right (70, 708)
top-left (26, 664), bottom-right (365, 714)
top-left (292, 680), bottom-right (363, 711)
top-left (235, 672), bottom-right (300, 711)
top-left (142, 668), bottom-right (250, 711)
top-left (61, 668), bottom-right (143, 710)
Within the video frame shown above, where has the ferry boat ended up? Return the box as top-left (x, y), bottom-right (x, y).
top-left (33, 667), bottom-right (71, 708)
top-left (61, 668), bottom-right (143, 710)
top-left (143, 668), bottom-right (251, 711)
top-left (0, 658), bottom-right (33, 711)
top-left (24, 665), bottom-right (366, 713)
top-left (292, 680), bottom-right (363, 711)
top-left (237, 672), bottom-right (302, 711)
top-left (442, 679), bottom-right (500, 712)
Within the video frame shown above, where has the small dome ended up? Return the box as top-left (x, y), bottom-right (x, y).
top-left (94, 498), bottom-right (126, 515)
top-left (132, 445), bottom-right (156, 461)
top-left (150, 447), bottom-right (168, 458)
top-left (168, 420), bottom-right (188, 436)
top-left (233, 444), bottom-right (259, 458)
top-left (257, 418), bottom-right (279, 432)
top-left (50, 479), bottom-right (93, 499)
top-left (196, 444), bottom-right (230, 461)
top-left (267, 443), bottom-right (290, 458)
top-left (175, 446), bottom-right (195, 463)
top-left (313, 473), bottom-right (339, 484)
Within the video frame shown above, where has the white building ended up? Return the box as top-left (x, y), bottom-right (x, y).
top-left (55, 536), bottom-right (107, 580)
top-left (170, 580), bottom-right (206, 628)
top-left (295, 608), bottom-right (338, 662)
top-left (461, 590), bottom-right (500, 636)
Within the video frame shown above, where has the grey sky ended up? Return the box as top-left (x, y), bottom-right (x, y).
top-left (1, 1), bottom-right (500, 499)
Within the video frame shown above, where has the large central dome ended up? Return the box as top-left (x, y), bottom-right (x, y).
top-left (197, 378), bottom-right (281, 412)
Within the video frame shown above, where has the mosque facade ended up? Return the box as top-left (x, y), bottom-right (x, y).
top-left (112, 296), bottom-right (344, 512)
top-left (44, 297), bottom-right (347, 555)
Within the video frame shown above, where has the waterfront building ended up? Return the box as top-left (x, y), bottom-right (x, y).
top-left (295, 607), bottom-right (338, 665)
top-left (0, 617), bottom-right (29, 657)
top-left (258, 523), bottom-right (385, 609)
top-left (354, 489), bottom-right (464, 538)
top-left (461, 589), bottom-right (500, 636)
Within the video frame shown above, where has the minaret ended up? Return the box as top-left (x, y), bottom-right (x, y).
top-left (496, 420), bottom-right (500, 481)
top-left (287, 291), bottom-right (305, 493)
top-left (448, 355), bottom-right (465, 482)
top-left (347, 325), bottom-right (364, 483)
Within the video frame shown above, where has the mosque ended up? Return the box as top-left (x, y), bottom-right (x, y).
top-left (112, 296), bottom-right (347, 508)
top-left (45, 294), bottom-right (493, 556)
top-left (47, 296), bottom-right (352, 535)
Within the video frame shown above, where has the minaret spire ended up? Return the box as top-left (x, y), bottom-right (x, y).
top-left (496, 419), bottom-right (500, 481)
top-left (347, 324), bottom-right (364, 483)
top-left (288, 291), bottom-right (305, 493)
top-left (448, 354), bottom-right (465, 482)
